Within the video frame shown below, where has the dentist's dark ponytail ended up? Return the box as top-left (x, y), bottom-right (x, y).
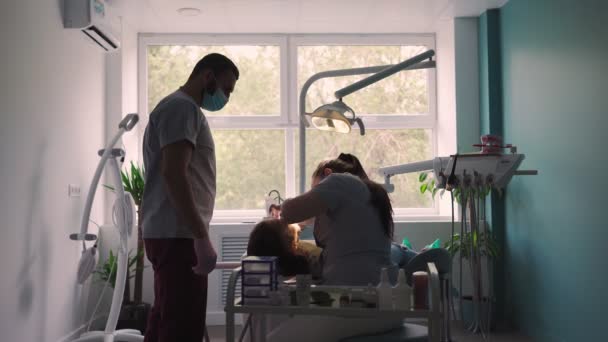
top-left (363, 179), bottom-right (394, 240)
top-left (337, 153), bottom-right (369, 180)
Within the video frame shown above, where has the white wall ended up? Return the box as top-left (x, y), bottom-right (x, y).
top-left (119, 22), bottom-right (140, 167)
top-left (454, 17), bottom-right (480, 153)
top-left (0, 0), bottom-right (107, 341)
top-left (435, 19), bottom-right (457, 158)
top-left (435, 19), bottom-right (458, 217)
top-left (82, 13), bottom-right (143, 330)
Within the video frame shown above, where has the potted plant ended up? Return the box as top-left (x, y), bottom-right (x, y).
top-left (104, 162), bottom-right (150, 333)
top-left (94, 249), bottom-right (147, 330)
top-left (419, 172), bottom-right (500, 333)
top-left (444, 230), bottom-right (499, 331)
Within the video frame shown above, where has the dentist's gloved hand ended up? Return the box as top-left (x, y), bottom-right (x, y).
top-left (192, 237), bottom-right (217, 275)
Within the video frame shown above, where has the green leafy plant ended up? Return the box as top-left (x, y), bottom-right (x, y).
top-left (418, 172), bottom-right (442, 200)
top-left (418, 171), bottom-right (499, 259)
top-left (122, 162), bottom-right (145, 207)
top-left (94, 249), bottom-right (145, 304)
top-left (104, 161), bottom-right (146, 304)
top-left (444, 231), bottom-right (499, 260)
top-left (419, 170), bottom-right (501, 328)
top-left (104, 162), bottom-right (145, 206)
top-left (418, 171), bottom-right (496, 204)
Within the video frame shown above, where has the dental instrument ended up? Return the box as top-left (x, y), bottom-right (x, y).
top-left (378, 140), bottom-right (538, 339)
top-left (378, 147), bottom-right (537, 193)
top-left (69, 113), bottom-right (144, 342)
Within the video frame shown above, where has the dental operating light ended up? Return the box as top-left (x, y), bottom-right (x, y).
top-left (310, 101), bottom-right (365, 135)
top-left (298, 50), bottom-right (436, 193)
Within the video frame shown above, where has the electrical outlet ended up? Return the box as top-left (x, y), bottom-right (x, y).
top-left (68, 184), bottom-right (81, 197)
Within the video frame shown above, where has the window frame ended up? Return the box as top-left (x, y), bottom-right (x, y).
top-left (138, 33), bottom-right (442, 222)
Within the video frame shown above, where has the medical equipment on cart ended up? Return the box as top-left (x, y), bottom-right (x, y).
top-left (224, 263), bottom-right (442, 342)
top-left (69, 113), bottom-right (144, 342)
top-left (242, 256), bottom-right (279, 305)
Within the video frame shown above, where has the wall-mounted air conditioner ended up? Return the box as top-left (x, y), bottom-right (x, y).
top-left (63, 0), bottom-right (120, 52)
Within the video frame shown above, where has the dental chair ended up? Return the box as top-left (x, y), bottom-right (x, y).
top-left (340, 248), bottom-right (452, 342)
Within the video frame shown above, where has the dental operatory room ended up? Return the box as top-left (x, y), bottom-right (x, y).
top-left (2, 0), bottom-right (607, 341)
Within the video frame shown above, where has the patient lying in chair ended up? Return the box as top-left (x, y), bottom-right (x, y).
top-left (247, 219), bottom-right (322, 279)
top-left (247, 219), bottom-right (417, 284)
top-left (245, 219), bottom-right (415, 342)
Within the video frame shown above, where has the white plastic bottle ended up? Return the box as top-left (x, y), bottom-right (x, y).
top-left (363, 283), bottom-right (378, 308)
top-left (392, 269), bottom-right (412, 310)
top-left (377, 267), bottom-right (393, 310)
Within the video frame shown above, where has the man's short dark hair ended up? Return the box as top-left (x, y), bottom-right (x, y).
top-left (190, 53), bottom-right (239, 80)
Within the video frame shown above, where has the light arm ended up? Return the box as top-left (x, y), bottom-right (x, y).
top-left (334, 50), bottom-right (435, 99)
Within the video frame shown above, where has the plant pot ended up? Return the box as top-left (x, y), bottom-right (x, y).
top-left (460, 296), bottom-right (495, 331)
top-left (117, 302), bottom-right (151, 334)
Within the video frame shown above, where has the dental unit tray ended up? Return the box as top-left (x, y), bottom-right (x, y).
top-left (379, 145), bottom-right (538, 193)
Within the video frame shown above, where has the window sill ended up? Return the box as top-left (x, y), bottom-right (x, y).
top-left (393, 215), bottom-right (456, 223)
top-left (211, 217), bottom-right (263, 226)
top-left (210, 215), bottom-right (456, 226)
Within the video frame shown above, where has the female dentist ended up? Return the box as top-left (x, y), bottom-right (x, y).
top-left (263, 155), bottom-right (401, 342)
top-left (282, 154), bottom-right (393, 285)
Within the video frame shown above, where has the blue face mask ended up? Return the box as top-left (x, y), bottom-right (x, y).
top-left (201, 77), bottom-right (228, 112)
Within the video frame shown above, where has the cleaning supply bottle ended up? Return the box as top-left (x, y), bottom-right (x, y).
top-left (392, 269), bottom-right (412, 310)
top-left (377, 267), bottom-right (393, 310)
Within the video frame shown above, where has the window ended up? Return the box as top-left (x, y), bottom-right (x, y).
top-left (147, 45), bottom-right (281, 116)
top-left (140, 34), bottom-right (440, 220)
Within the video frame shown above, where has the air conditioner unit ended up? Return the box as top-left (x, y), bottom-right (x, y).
top-left (63, 0), bottom-right (120, 52)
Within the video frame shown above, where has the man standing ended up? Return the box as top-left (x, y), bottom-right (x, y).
top-left (140, 53), bottom-right (239, 342)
